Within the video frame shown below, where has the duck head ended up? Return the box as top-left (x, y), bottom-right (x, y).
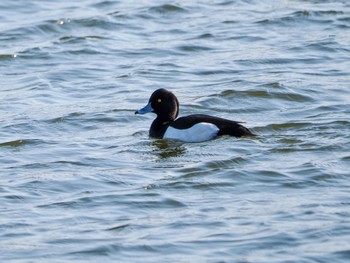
top-left (135, 89), bottom-right (179, 121)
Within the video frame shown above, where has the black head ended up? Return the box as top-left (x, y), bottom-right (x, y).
top-left (135, 89), bottom-right (179, 121)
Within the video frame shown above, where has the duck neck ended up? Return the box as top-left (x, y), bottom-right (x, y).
top-left (150, 117), bottom-right (172, 138)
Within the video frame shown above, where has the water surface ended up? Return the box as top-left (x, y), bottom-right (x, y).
top-left (1, 0), bottom-right (350, 262)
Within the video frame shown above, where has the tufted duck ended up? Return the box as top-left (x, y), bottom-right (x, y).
top-left (135, 89), bottom-right (254, 142)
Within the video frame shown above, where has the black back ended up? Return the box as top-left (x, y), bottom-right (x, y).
top-left (171, 114), bottom-right (253, 137)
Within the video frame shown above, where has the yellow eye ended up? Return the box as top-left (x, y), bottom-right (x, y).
top-left (157, 99), bottom-right (162, 103)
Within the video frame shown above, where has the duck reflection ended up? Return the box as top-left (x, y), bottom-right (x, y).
top-left (152, 139), bottom-right (186, 159)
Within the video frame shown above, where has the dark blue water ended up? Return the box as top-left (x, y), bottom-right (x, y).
top-left (1, 0), bottom-right (350, 262)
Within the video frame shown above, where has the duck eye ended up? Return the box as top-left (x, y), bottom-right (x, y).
top-left (157, 99), bottom-right (162, 103)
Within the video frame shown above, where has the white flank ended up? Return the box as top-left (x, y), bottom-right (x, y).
top-left (164, 122), bottom-right (219, 143)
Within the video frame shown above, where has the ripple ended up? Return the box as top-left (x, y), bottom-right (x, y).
top-left (176, 44), bottom-right (214, 52)
top-left (204, 88), bottom-right (314, 106)
top-left (193, 33), bottom-right (215, 39)
top-left (0, 54), bottom-right (17, 60)
top-left (90, 0), bottom-right (119, 10)
top-left (58, 35), bottom-right (107, 43)
top-left (0, 139), bottom-right (27, 147)
top-left (255, 122), bottom-right (312, 133)
top-left (148, 4), bottom-right (187, 14)
top-left (255, 9), bottom-right (337, 26)
top-left (1, 19), bottom-right (62, 43)
top-left (0, 139), bottom-right (46, 148)
top-left (293, 10), bottom-right (344, 17)
top-left (71, 16), bottom-right (119, 30)
top-left (106, 223), bottom-right (130, 232)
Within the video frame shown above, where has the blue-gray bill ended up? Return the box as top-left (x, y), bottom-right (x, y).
top-left (135, 102), bottom-right (153, 115)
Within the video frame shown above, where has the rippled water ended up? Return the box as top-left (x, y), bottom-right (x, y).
top-left (1, 0), bottom-right (350, 262)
